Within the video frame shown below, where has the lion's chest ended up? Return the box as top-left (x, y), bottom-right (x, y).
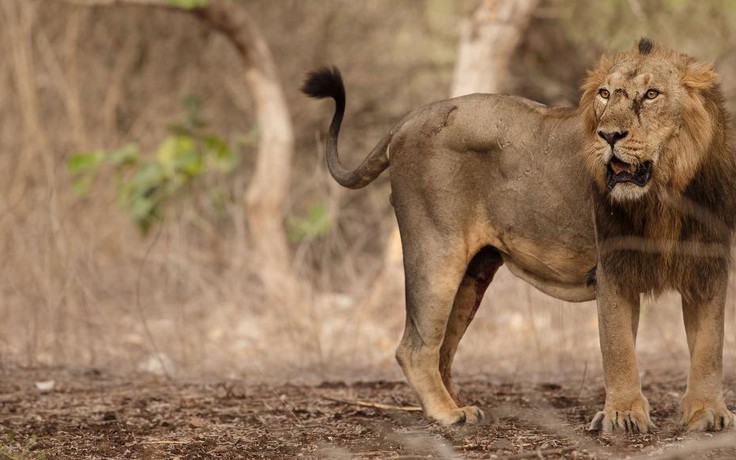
top-left (598, 216), bottom-right (729, 298)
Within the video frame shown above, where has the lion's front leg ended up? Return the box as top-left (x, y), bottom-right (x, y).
top-left (680, 285), bottom-right (735, 432)
top-left (588, 268), bottom-right (654, 434)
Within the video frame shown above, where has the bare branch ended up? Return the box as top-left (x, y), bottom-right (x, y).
top-left (322, 396), bottom-right (422, 412)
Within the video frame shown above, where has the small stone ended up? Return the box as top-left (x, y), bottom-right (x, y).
top-left (34, 380), bottom-right (55, 392)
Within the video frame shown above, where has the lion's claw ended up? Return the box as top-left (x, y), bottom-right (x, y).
top-left (588, 409), bottom-right (654, 434)
top-left (681, 398), bottom-right (735, 432)
top-left (459, 405), bottom-right (485, 425)
top-left (434, 405), bottom-right (485, 426)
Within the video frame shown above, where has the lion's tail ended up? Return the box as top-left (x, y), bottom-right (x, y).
top-left (301, 67), bottom-right (391, 189)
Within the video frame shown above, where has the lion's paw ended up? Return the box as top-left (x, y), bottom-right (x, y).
top-left (433, 405), bottom-right (485, 426)
top-left (588, 408), bottom-right (653, 434)
top-left (681, 396), bottom-right (735, 432)
top-left (457, 405), bottom-right (485, 425)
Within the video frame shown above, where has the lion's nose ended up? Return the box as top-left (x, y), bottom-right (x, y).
top-left (598, 130), bottom-right (628, 146)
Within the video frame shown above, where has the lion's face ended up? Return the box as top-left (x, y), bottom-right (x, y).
top-left (588, 59), bottom-right (683, 201)
top-left (581, 39), bottom-right (719, 203)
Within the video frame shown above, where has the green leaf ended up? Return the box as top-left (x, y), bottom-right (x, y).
top-left (67, 151), bottom-right (105, 196)
top-left (108, 144), bottom-right (139, 166)
top-left (118, 163), bottom-right (162, 210)
top-left (174, 146), bottom-right (203, 176)
top-left (287, 203), bottom-right (332, 242)
top-left (118, 162), bottom-right (166, 235)
top-left (165, 0), bottom-right (209, 9)
top-left (129, 195), bottom-right (158, 221)
top-left (203, 134), bottom-right (237, 172)
top-left (135, 161), bottom-right (166, 188)
top-left (155, 136), bottom-right (178, 169)
top-left (67, 151), bottom-right (104, 173)
top-left (156, 135), bottom-right (200, 176)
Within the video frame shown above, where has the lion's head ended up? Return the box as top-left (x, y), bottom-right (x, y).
top-left (580, 38), bottom-right (726, 203)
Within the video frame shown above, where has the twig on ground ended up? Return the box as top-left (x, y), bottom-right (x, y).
top-left (139, 440), bottom-right (203, 445)
top-left (323, 396), bottom-right (422, 412)
top-left (275, 393), bottom-right (305, 427)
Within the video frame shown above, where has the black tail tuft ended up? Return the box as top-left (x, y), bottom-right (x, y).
top-left (301, 66), bottom-right (345, 104)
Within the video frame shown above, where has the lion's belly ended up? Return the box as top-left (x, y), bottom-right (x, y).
top-left (498, 232), bottom-right (595, 285)
top-left (484, 169), bottom-right (597, 289)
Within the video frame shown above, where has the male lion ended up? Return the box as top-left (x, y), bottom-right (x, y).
top-left (302, 39), bottom-right (736, 433)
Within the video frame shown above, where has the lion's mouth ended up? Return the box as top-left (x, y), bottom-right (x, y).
top-left (606, 157), bottom-right (652, 189)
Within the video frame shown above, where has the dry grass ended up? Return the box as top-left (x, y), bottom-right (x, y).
top-left (0, 0), bottom-right (461, 380)
top-left (1, 0), bottom-right (736, 395)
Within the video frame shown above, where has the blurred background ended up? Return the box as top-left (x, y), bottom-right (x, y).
top-left (2, 0), bottom-right (736, 385)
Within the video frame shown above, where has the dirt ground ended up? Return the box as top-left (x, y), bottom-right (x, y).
top-left (1, 367), bottom-right (735, 459)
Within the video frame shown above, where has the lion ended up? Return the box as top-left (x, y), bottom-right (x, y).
top-left (302, 38), bottom-right (736, 433)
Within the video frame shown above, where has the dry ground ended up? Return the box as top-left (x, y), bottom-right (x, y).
top-left (2, 367), bottom-right (736, 459)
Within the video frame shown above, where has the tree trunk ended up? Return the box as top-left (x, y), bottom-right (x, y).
top-left (192, 0), bottom-right (294, 282)
top-left (451, 0), bottom-right (539, 97)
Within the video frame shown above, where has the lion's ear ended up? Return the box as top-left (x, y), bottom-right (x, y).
top-left (682, 61), bottom-right (719, 91)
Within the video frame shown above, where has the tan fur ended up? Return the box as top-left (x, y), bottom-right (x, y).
top-left (305, 40), bottom-right (735, 430)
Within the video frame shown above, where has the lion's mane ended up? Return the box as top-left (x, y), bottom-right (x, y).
top-left (580, 40), bottom-right (736, 299)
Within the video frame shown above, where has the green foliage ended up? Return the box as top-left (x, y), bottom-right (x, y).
top-left (287, 203), bottom-right (331, 243)
top-left (67, 150), bottom-right (104, 195)
top-left (165, 0), bottom-right (241, 8)
top-left (68, 96), bottom-right (239, 235)
top-left (165, 0), bottom-right (209, 9)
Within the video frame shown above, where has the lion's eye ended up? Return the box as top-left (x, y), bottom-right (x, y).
top-left (598, 88), bottom-right (610, 100)
top-left (645, 89), bottom-right (660, 99)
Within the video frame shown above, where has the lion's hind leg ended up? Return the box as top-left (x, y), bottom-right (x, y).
top-left (395, 231), bottom-right (484, 425)
top-left (440, 246), bottom-right (502, 407)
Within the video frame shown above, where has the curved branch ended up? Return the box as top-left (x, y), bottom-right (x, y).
top-left (190, 1), bottom-right (294, 279)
